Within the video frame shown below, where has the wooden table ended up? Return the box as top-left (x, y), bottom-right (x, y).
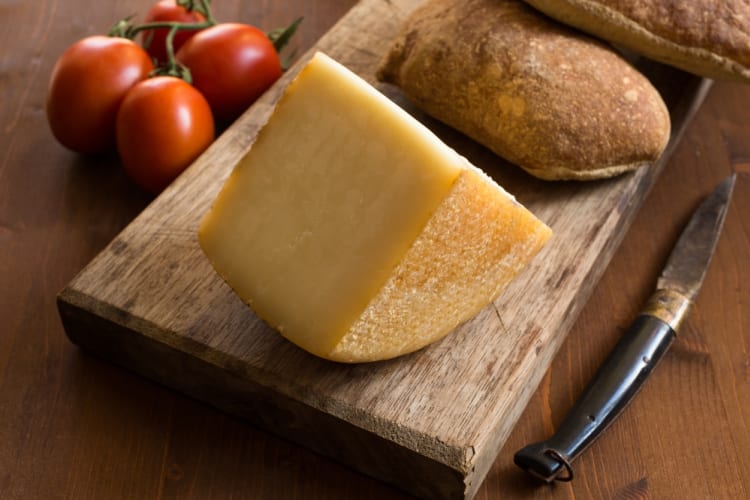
top-left (2, 1), bottom-right (748, 498)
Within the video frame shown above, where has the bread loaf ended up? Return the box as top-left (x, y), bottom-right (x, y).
top-left (377, 0), bottom-right (671, 181)
top-left (524, 0), bottom-right (750, 82)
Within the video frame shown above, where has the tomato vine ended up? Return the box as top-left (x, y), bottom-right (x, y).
top-left (109, 1), bottom-right (213, 81)
top-left (108, 1), bottom-right (301, 82)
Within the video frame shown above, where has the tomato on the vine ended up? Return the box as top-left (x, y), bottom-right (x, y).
top-left (47, 36), bottom-right (154, 154)
top-left (116, 76), bottom-right (214, 193)
top-left (141, 0), bottom-right (206, 65)
top-left (176, 23), bottom-right (282, 123)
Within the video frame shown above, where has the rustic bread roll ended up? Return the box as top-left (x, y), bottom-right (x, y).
top-left (377, 0), bottom-right (671, 181)
top-left (524, 0), bottom-right (750, 82)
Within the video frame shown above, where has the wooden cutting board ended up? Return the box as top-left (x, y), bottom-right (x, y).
top-left (57, 0), bottom-right (710, 498)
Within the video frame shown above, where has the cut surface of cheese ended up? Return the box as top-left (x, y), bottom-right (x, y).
top-left (199, 52), bottom-right (552, 363)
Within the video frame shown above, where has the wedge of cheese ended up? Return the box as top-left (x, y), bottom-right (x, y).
top-left (199, 52), bottom-right (552, 363)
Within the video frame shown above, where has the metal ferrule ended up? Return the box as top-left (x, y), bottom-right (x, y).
top-left (642, 288), bottom-right (692, 332)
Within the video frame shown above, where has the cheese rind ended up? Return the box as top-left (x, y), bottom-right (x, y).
top-left (199, 52), bottom-right (551, 362)
top-left (331, 166), bottom-right (551, 362)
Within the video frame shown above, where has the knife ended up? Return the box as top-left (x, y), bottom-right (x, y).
top-left (514, 174), bottom-right (737, 483)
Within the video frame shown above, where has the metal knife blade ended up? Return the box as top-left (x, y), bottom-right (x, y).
top-left (649, 174), bottom-right (737, 330)
top-left (514, 174), bottom-right (736, 483)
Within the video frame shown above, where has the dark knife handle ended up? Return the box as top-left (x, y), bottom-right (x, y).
top-left (514, 314), bottom-right (676, 482)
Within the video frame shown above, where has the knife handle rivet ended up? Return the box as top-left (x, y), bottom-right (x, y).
top-left (587, 414), bottom-right (596, 422)
top-left (643, 355), bottom-right (651, 364)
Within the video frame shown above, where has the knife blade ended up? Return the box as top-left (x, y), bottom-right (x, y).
top-left (514, 174), bottom-right (736, 483)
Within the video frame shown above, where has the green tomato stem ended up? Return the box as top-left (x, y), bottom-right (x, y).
top-left (176, 0), bottom-right (213, 21)
top-left (128, 19), bottom-right (214, 38)
top-left (128, 18), bottom-right (214, 83)
top-left (268, 17), bottom-right (303, 54)
top-left (198, 0), bottom-right (217, 25)
top-left (108, 1), bottom-right (218, 83)
top-left (157, 25), bottom-right (193, 83)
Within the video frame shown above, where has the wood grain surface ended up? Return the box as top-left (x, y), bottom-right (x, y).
top-left (55, 0), bottom-right (712, 496)
top-left (1, 1), bottom-right (748, 499)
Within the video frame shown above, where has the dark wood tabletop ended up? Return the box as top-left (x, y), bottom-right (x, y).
top-left (2, 1), bottom-right (748, 498)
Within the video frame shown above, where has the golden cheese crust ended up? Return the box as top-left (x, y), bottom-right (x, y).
top-left (524, 0), bottom-right (750, 82)
top-left (330, 166), bottom-right (552, 362)
top-left (377, 0), bottom-right (671, 181)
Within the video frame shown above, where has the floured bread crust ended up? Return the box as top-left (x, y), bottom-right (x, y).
top-left (377, 0), bottom-right (671, 181)
top-left (524, 0), bottom-right (750, 82)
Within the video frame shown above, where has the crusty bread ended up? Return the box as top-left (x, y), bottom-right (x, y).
top-left (377, 0), bottom-right (671, 181)
top-left (524, 0), bottom-right (750, 82)
top-left (331, 165), bottom-right (552, 362)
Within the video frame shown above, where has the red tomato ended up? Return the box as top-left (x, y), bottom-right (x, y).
top-left (47, 36), bottom-right (154, 154)
top-left (176, 23), bottom-right (282, 123)
top-left (116, 76), bottom-right (214, 193)
top-left (141, 0), bottom-right (206, 65)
